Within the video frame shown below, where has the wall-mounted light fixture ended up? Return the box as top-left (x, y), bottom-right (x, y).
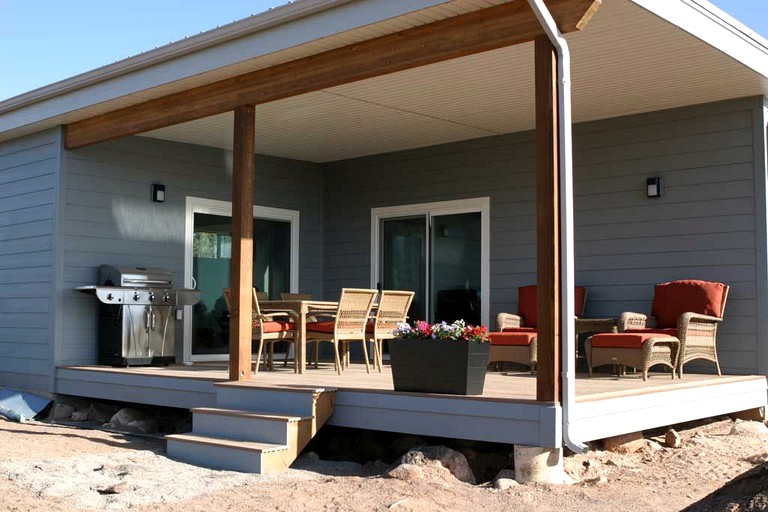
top-left (646, 177), bottom-right (662, 198)
top-left (151, 183), bottom-right (166, 203)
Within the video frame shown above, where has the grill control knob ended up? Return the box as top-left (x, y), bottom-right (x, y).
top-left (133, 292), bottom-right (140, 302)
top-left (106, 293), bottom-right (114, 301)
top-left (148, 292), bottom-right (155, 302)
top-left (163, 293), bottom-right (171, 303)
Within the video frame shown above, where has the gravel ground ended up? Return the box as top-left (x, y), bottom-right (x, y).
top-left (0, 416), bottom-right (766, 511)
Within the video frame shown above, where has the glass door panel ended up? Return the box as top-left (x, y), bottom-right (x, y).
top-left (431, 212), bottom-right (482, 325)
top-left (380, 216), bottom-right (427, 322)
top-left (191, 213), bottom-right (291, 356)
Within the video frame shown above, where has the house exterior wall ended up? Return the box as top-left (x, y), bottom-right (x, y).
top-left (0, 128), bottom-right (61, 391)
top-left (323, 97), bottom-right (765, 375)
top-left (60, 136), bottom-right (323, 366)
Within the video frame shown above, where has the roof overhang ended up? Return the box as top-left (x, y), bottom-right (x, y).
top-left (1, 0), bottom-right (768, 163)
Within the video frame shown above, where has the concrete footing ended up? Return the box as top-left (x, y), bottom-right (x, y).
top-left (514, 445), bottom-right (570, 484)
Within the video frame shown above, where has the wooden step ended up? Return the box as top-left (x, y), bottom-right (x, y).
top-left (166, 433), bottom-right (291, 473)
top-left (191, 407), bottom-right (311, 445)
top-left (214, 382), bottom-right (336, 417)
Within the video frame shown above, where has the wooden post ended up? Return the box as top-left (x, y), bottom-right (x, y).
top-left (229, 105), bottom-right (256, 381)
top-left (535, 35), bottom-right (561, 403)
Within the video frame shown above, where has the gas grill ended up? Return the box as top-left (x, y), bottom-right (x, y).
top-left (77, 265), bottom-right (201, 367)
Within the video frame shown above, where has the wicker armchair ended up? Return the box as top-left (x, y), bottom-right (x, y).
top-left (306, 288), bottom-right (377, 375)
top-left (617, 280), bottom-right (729, 376)
top-left (489, 285), bottom-right (587, 372)
top-left (223, 288), bottom-right (295, 372)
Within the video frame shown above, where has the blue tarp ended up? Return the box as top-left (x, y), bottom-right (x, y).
top-left (0, 388), bottom-right (51, 422)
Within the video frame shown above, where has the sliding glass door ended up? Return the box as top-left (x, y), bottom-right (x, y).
top-left (184, 198), bottom-right (299, 362)
top-left (373, 198), bottom-right (489, 326)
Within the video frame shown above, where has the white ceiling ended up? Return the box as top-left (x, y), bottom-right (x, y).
top-left (141, 0), bottom-right (768, 163)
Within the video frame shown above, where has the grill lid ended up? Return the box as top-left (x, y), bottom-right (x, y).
top-left (99, 265), bottom-right (174, 288)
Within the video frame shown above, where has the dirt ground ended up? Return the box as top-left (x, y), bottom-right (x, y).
top-left (0, 416), bottom-right (766, 512)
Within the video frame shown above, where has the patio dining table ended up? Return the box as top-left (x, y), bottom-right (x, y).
top-left (261, 300), bottom-right (339, 374)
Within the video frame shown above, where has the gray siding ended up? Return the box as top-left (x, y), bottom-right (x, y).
top-left (323, 97), bottom-right (763, 375)
top-left (62, 136), bottom-right (323, 365)
top-left (0, 129), bottom-right (59, 390)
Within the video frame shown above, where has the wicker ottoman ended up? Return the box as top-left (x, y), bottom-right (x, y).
top-left (488, 332), bottom-right (538, 374)
top-left (585, 333), bottom-right (680, 381)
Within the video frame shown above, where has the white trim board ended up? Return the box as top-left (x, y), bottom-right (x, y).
top-left (370, 197), bottom-right (491, 328)
top-left (183, 196), bottom-right (300, 363)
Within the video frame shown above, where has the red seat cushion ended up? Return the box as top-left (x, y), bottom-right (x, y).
top-left (625, 328), bottom-right (678, 337)
top-left (489, 332), bottom-right (537, 346)
top-left (652, 280), bottom-right (727, 328)
top-left (501, 327), bottom-right (536, 333)
top-left (253, 321), bottom-right (294, 333)
top-left (306, 321), bottom-right (335, 333)
top-left (590, 333), bottom-right (677, 349)
top-left (365, 320), bottom-right (375, 333)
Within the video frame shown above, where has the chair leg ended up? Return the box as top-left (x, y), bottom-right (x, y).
top-left (254, 338), bottom-right (266, 373)
top-left (283, 340), bottom-right (292, 367)
top-left (313, 341), bottom-right (320, 369)
top-left (333, 340), bottom-right (342, 375)
top-left (361, 339), bottom-right (371, 374)
top-left (268, 342), bottom-right (275, 371)
top-left (714, 357), bottom-right (722, 377)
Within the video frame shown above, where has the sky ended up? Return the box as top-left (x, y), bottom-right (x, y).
top-left (1, 0), bottom-right (767, 102)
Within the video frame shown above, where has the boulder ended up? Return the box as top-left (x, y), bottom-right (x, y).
top-left (730, 420), bottom-right (768, 436)
top-left (127, 419), bottom-right (160, 434)
top-left (49, 403), bottom-right (75, 420)
top-left (492, 469), bottom-right (519, 490)
top-left (386, 463), bottom-right (424, 482)
top-left (386, 435), bottom-right (426, 460)
top-left (109, 408), bottom-right (145, 429)
top-left (70, 411), bottom-right (89, 422)
top-left (397, 446), bottom-right (476, 484)
top-left (87, 403), bottom-right (118, 423)
top-left (603, 431), bottom-right (645, 454)
top-left (665, 428), bottom-right (682, 448)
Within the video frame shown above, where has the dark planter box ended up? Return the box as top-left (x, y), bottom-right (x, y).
top-left (389, 339), bottom-right (490, 395)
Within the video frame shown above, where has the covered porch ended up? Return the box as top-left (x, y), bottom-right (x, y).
top-left (50, 0), bottom-right (768, 469)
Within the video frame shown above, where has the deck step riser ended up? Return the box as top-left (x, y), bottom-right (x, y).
top-left (193, 413), bottom-right (293, 445)
top-left (215, 387), bottom-right (316, 416)
top-left (167, 439), bottom-right (264, 473)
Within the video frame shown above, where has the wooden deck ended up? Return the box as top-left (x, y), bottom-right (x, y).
top-left (54, 363), bottom-right (767, 447)
top-left (56, 362), bottom-right (762, 402)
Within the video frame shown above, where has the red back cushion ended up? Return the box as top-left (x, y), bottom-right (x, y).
top-left (517, 285), bottom-right (538, 328)
top-left (651, 280), bottom-right (727, 328)
top-left (517, 285), bottom-right (588, 328)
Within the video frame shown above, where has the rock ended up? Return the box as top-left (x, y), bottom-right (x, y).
top-left (127, 419), bottom-right (160, 434)
top-left (109, 408), bottom-right (146, 429)
top-left (665, 428), bottom-right (682, 448)
top-left (70, 411), bottom-right (89, 422)
top-left (603, 432), bottom-right (645, 454)
top-left (386, 435), bottom-right (426, 460)
top-left (730, 420), bottom-right (768, 436)
top-left (645, 439), bottom-right (664, 452)
top-left (492, 469), bottom-right (519, 490)
top-left (87, 403), bottom-right (118, 423)
top-left (398, 446), bottom-right (476, 484)
top-left (97, 482), bottom-right (129, 495)
top-left (49, 403), bottom-right (75, 420)
top-left (386, 463), bottom-right (424, 481)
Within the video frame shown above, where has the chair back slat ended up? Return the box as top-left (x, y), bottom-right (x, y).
top-left (334, 288), bottom-right (377, 339)
top-left (375, 290), bottom-right (415, 339)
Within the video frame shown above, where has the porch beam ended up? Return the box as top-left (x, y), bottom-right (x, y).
top-left (64, 0), bottom-right (601, 150)
top-left (535, 35), bottom-right (561, 403)
top-left (229, 105), bottom-right (256, 382)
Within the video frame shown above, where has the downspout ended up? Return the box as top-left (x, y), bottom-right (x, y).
top-left (526, 0), bottom-right (587, 454)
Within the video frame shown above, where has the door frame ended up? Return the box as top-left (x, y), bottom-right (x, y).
top-left (183, 196), bottom-right (300, 363)
top-left (370, 197), bottom-right (490, 327)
